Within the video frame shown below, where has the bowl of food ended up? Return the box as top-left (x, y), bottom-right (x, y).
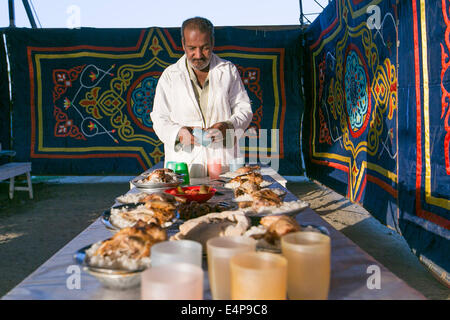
top-left (164, 185), bottom-right (216, 204)
top-left (74, 221), bottom-right (167, 290)
top-left (131, 168), bottom-right (184, 190)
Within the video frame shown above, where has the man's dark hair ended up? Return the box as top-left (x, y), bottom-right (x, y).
top-left (181, 17), bottom-right (214, 44)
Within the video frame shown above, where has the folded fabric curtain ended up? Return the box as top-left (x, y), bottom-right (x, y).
top-left (0, 29), bottom-right (11, 153)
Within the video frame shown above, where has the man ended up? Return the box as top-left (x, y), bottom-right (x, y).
top-left (151, 17), bottom-right (253, 177)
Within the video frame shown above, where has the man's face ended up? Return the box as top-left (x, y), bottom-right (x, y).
top-left (182, 27), bottom-right (213, 71)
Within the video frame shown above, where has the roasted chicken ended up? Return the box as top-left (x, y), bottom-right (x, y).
top-left (118, 210), bottom-right (159, 225)
top-left (251, 189), bottom-right (283, 208)
top-left (237, 189), bottom-right (283, 211)
top-left (144, 200), bottom-right (176, 224)
top-left (234, 165), bottom-right (260, 175)
top-left (261, 215), bottom-right (301, 244)
top-left (93, 220), bottom-right (167, 260)
top-left (141, 191), bottom-right (177, 203)
top-left (144, 168), bottom-right (177, 183)
top-left (233, 181), bottom-right (261, 197)
top-left (112, 199), bottom-right (176, 228)
top-left (238, 201), bottom-right (253, 209)
top-left (229, 172), bottom-right (264, 185)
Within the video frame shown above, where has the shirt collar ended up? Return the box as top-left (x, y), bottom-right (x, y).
top-left (186, 59), bottom-right (209, 86)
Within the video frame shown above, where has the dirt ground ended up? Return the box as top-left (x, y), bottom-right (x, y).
top-left (0, 177), bottom-right (448, 299)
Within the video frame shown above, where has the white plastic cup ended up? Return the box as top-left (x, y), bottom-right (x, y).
top-left (281, 231), bottom-right (331, 300)
top-left (192, 128), bottom-right (212, 147)
top-left (230, 251), bottom-right (287, 300)
top-left (207, 236), bottom-right (256, 300)
top-left (150, 240), bottom-right (202, 268)
top-left (141, 262), bottom-right (203, 300)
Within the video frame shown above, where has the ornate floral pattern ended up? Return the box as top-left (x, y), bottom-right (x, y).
top-left (130, 76), bottom-right (158, 128)
top-left (52, 65), bottom-right (85, 102)
top-left (344, 50), bottom-right (369, 136)
top-left (53, 106), bottom-right (86, 140)
top-left (237, 65), bottom-right (263, 133)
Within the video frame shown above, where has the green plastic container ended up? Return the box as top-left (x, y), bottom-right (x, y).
top-left (174, 162), bottom-right (189, 185)
top-left (165, 161), bottom-right (177, 171)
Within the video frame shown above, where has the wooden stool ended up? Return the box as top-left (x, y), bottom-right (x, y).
top-left (0, 162), bottom-right (33, 199)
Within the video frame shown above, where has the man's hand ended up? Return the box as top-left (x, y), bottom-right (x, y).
top-left (205, 121), bottom-right (233, 146)
top-left (177, 126), bottom-right (196, 146)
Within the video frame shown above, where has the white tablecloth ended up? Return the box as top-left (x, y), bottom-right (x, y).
top-left (2, 168), bottom-right (425, 300)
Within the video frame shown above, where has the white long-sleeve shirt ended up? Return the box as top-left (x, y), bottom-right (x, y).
top-left (151, 53), bottom-right (253, 177)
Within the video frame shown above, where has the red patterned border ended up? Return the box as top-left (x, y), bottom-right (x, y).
top-left (440, 0), bottom-right (450, 175)
top-left (412, 0), bottom-right (449, 229)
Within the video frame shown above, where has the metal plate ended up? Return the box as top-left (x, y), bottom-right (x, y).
top-left (242, 200), bottom-right (310, 217)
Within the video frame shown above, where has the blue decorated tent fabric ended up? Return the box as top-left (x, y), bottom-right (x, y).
top-left (303, 0), bottom-right (449, 283)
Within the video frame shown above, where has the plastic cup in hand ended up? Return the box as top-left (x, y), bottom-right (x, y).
top-left (192, 128), bottom-right (212, 147)
top-left (150, 240), bottom-right (202, 268)
top-left (281, 231), bottom-right (331, 300)
top-left (174, 162), bottom-right (189, 185)
top-left (207, 159), bottom-right (222, 180)
top-left (141, 262), bottom-right (203, 300)
top-left (207, 236), bottom-right (256, 300)
top-left (230, 251), bottom-right (287, 300)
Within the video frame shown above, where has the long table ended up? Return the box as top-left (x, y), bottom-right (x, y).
top-left (2, 168), bottom-right (425, 300)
